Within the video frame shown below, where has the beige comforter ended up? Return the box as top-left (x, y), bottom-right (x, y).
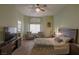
top-left (31, 38), bottom-right (70, 55)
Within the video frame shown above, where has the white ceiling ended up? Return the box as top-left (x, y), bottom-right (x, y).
top-left (15, 4), bottom-right (66, 17)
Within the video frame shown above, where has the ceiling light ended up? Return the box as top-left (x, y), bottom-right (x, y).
top-left (35, 7), bottom-right (40, 13)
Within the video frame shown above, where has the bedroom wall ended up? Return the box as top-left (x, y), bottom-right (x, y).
top-left (23, 16), bottom-right (54, 37)
top-left (42, 16), bottom-right (54, 37)
top-left (23, 16), bottom-right (31, 33)
top-left (0, 5), bottom-right (24, 42)
top-left (54, 5), bottom-right (79, 43)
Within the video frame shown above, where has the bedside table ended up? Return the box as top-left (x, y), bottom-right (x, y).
top-left (70, 43), bottom-right (79, 55)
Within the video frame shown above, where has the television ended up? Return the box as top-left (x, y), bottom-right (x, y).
top-left (4, 27), bottom-right (17, 41)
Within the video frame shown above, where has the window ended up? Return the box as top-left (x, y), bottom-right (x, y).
top-left (17, 20), bottom-right (21, 32)
top-left (30, 24), bottom-right (40, 33)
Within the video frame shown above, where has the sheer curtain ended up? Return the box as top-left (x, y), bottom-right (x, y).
top-left (30, 24), bottom-right (40, 33)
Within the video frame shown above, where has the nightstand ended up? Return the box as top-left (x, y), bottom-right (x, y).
top-left (70, 43), bottom-right (79, 55)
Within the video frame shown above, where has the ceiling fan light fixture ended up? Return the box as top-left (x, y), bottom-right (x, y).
top-left (35, 7), bottom-right (40, 13)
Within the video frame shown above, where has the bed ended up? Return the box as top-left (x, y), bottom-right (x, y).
top-left (31, 28), bottom-right (78, 55)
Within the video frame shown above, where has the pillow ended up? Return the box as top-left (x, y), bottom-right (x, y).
top-left (59, 36), bottom-right (71, 42)
top-left (55, 37), bottom-right (63, 43)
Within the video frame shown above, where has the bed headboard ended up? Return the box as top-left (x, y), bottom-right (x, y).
top-left (58, 28), bottom-right (78, 43)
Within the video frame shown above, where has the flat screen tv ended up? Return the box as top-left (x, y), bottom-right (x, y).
top-left (4, 27), bottom-right (17, 41)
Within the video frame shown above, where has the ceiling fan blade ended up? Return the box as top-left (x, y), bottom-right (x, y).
top-left (40, 8), bottom-right (45, 12)
top-left (43, 4), bottom-right (47, 7)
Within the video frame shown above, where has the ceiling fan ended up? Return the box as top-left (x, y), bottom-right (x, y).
top-left (32, 4), bottom-right (47, 12)
top-left (35, 4), bottom-right (47, 12)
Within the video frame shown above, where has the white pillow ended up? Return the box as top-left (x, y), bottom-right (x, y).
top-left (59, 36), bottom-right (71, 42)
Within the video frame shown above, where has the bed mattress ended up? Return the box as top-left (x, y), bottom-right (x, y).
top-left (31, 38), bottom-right (70, 55)
top-left (34, 38), bottom-right (66, 46)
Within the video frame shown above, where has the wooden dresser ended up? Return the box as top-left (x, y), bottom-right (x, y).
top-left (0, 37), bottom-right (21, 55)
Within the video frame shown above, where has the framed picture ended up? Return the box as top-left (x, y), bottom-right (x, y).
top-left (47, 22), bottom-right (51, 27)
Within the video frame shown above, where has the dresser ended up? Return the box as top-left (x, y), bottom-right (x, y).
top-left (0, 37), bottom-right (21, 55)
